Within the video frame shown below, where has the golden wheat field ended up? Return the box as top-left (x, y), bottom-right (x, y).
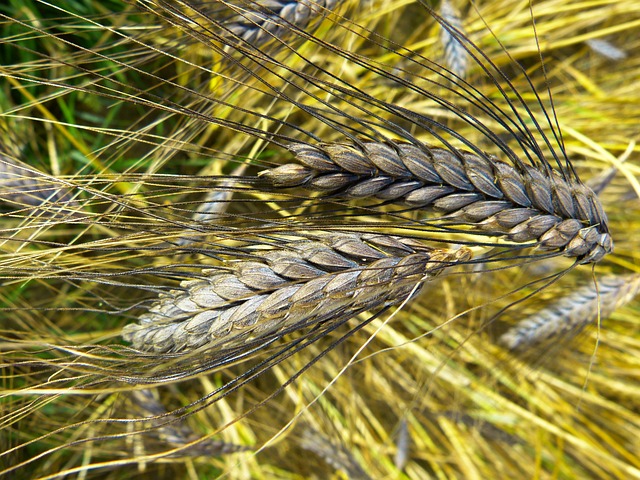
top-left (1, 1), bottom-right (640, 479)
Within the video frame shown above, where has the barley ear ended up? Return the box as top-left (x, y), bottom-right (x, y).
top-left (500, 274), bottom-right (640, 350)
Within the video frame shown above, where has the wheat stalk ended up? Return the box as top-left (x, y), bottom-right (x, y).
top-left (500, 274), bottom-right (640, 350)
top-left (260, 141), bottom-right (612, 262)
top-left (123, 232), bottom-right (471, 353)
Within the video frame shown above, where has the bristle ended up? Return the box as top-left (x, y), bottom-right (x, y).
top-left (1, 1), bottom-right (636, 478)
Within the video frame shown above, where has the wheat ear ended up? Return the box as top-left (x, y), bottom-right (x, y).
top-left (394, 418), bottom-right (411, 471)
top-left (123, 233), bottom-right (470, 353)
top-left (0, 152), bottom-right (78, 218)
top-left (176, 164), bottom-right (248, 246)
top-left (225, 0), bottom-right (340, 46)
top-left (585, 38), bottom-right (627, 61)
top-left (260, 141), bottom-right (612, 263)
top-left (439, 0), bottom-right (468, 78)
top-left (130, 389), bottom-right (248, 457)
top-left (299, 425), bottom-right (371, 480)
top-left (500, 274), bottom-right (640, 350)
